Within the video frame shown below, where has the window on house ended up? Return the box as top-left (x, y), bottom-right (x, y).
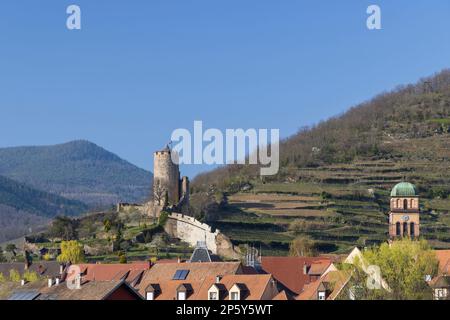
top-left (177, 291), bottom-right (186, 300)
top-left (396, 199), bottom-right (401, 208)
top-left (396, 222), bottom-right (401, 236)
top-left (403, 199), bottom-right (408, 209)
top-left (318, 291), bottom-right (326, 300)
top-left (146, 292), bottom-right (154, 301)
top-left (173, 270), bottom-right (190, 280)
top-left (403, 222), bottom-right (408, 236)
top-left (410, 222), bottom-right (415, 237)
top-left (230, 291), bottom-right (240, 300)
top-left (209, 291), bottom-right (218, 300)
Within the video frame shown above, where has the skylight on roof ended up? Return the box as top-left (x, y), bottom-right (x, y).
top-left (173, 270), bottom-right (190, 280)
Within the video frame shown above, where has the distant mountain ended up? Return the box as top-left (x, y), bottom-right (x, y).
top-left (0, 175), bottom-right (88, 242)
top-left (0, 140), bottom-right (153, 207)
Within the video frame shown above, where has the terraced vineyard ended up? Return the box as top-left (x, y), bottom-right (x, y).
top-left (194, 72), bottom-right (450, 256)
top-left (209, 142), bottom-right (450, 255)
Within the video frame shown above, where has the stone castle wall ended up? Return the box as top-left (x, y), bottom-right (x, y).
top-left (164, 213), bottom-right (241, 260)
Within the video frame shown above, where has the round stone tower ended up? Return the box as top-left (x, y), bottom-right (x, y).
top-left (153, 146), bottom-right (180, 206)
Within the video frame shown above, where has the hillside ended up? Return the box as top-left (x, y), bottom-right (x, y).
top-left (0, 175), bottom-right (88, 242)
top-left (192, 70), bottom-right (450, 255)
top-left (0, 140), bottom-right (153, 207)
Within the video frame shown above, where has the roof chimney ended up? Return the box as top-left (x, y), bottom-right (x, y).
top-left (21, 279), bottom-right (26, 286)
top-left (75, 274), bottom-right (81, 290)
top-left (303, 264), bottom-right (309, 275)
top-left (48, 278), bottom-right (53, 288)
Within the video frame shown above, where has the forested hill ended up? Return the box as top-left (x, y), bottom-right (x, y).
top-left (193, 70), bottom-right (450, 190)
top-left (0, 175), bottom-right (88, 242)
top-left (0, 140), bottom-right (153, 207)
top-left (190, 70), bottom-right (450, 254)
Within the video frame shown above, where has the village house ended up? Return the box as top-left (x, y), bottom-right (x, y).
top-left (0, 260), bottom-right (67, 285)
top-left (75, 261), bottom-right (150, 288)
top-left (260, 256), bottom-right (337, 297)
top-left (430, 250), bottom-right (450, 300)
top-left (137, 261), bottom-right (284, 300)
top-left (297, 270), bottom-right (351, 300)
top-left (7, 279), bottom-right (143, 300)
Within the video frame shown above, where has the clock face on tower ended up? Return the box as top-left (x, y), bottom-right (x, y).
top-left (402, 215), bottom-right (410, 222)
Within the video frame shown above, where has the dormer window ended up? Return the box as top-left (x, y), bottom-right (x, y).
top-left (208, 282), bottom-right (226, 300)
top-left (230, 291), bottom-right (240, 300)
top-left (230, 283), bottom-right (247, 301)
top-left (177, 291), bottom-right (186, 300)
top-left (145, 284), bottom-right (160, 301)
top-left (209, 291), bottom-right (218, 300)
top-left (318, 291), bottom-right (326, 300)
top-left (176, 284), bottom-right (193, 301)
top-left (317, 282), bottom-right (329, 301)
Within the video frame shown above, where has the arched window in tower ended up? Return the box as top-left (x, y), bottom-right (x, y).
top-left (396, 222), bottom-right (401, 236)
top-left (403, 222), bottom-right (408, 236)
top-left (403, 199), bottom-right (408, 210)
top-left (396, 199), bottom-right (401, 209)
top-left (410, 222), bottom-right (415, 237)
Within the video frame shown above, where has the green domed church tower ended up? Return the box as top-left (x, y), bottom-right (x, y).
top-left (389, 182), bottom-right (420, 239)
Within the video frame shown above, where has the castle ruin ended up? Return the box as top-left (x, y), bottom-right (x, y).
top-left (152, 145), bottom-right (189, 217)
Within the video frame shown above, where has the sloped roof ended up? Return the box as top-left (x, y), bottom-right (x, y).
top-left (272, 290), bottom-right (289, 300)
top-left (38, 280), bottom-right (143, 300)
top-left (429, 275), bottom-right (450, 288)
top-left (74, 262), bottom-right (149, 287)
top-left (190, 247), bottom-right (212, 263)
top-left (435, 250), bottom-right (450, 274)
top-left (139, 273), bottom-right (276, 300)
top-left (297, 270), bottom-right (351, 300)
top-left (261, 257), bottom-right (332, 295)
top-left (204, 274), bottom-right (274, 300)
top-left (2, 280), bottom-right (48, 300)
top-left (0, 261), bottom-right (63, 279)
top-left (138, 262), bottom-right (243, 299)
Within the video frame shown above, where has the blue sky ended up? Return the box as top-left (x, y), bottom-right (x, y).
top-left (1, 1), bottom-right (450, 177)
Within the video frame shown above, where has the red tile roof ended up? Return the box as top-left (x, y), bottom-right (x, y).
top-left (74, 262), bottom-right (150, 287)
top-left (435, 250), bottom-right (450, 274)
top-left (261, 257), bottom-right (332, 295)
top-left (297, 270), bottom-right (351, 300)
top-left (272, 290), bottom-right (290, 300)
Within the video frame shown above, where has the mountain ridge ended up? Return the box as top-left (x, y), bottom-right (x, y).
top-left (0, 140), bottom-right (153, 207)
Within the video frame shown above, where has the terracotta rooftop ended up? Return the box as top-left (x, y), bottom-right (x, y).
top-left (75, 262), bottom-right (150, 287)
top-left (261, 257), bottom-right (333, 295)
top-left (297, 270), bottom-right (351, 300)
top-left (37, 280), bottom-right (143, 300)
top-left (435, 250), bottom-right (450, 274)
top-left (272, 290), bottom-right (290, 300)
top-left (0, 261), bottom-right (64, 279)
top-left (138, 262), bottom-right (244, 299)
top-left (140, 272), bottom-right (278, 300)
